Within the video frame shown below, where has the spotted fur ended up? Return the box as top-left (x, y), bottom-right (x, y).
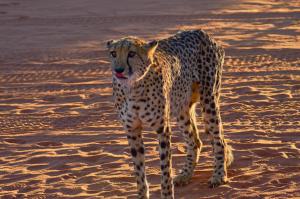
top-left (106, 30), bottom-right (233, 199)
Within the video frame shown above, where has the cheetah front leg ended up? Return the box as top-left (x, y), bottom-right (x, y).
top-left (157, 125), bottom-right (174, 199)
top-left (174, 105), bottom-right (202, 186)
top-left (126, 125), bottom-right (149, 199)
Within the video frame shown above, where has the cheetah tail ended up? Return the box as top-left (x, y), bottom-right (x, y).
top-left (226, 144), bottom-right (234, 167)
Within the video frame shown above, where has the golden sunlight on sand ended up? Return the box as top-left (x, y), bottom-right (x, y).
top-left (0, 0), bottom-right (299, 198)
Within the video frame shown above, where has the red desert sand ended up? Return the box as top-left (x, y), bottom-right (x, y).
top-left (0, 0), bottom-right (300, 198)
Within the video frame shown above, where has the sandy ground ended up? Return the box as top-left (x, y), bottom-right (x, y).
top-left (0, 0), bottom-right (300, 198)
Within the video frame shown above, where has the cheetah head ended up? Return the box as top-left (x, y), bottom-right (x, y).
top-left (106, 37), bottom-right (158, 87)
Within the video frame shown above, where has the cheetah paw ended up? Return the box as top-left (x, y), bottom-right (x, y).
top-left (173, 173), bottom-right (192, 186)
top-left (208, 175), bottom-right (228, 188)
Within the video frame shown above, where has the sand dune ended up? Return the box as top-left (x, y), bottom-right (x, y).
top-left (0, 0), bottom-right (300, 198)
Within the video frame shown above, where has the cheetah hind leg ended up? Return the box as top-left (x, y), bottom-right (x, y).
top-left (209, 143), bottom-right (234, 187)
top-left (174, 106), bottom-right (202, 186)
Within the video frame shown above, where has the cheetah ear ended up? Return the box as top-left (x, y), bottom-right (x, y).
top-left (144, 40), bottom-right (158, 55)
top-left (106, 40), bottom-right (115, 48)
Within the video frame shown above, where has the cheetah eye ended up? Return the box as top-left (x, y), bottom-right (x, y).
top-left (128, 51), bottom-right (136, 58)
top-left (110, 51), bottom-right (117, 58)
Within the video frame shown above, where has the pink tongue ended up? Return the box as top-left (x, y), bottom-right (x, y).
top-left (116, 73), bottom-right (125, 78)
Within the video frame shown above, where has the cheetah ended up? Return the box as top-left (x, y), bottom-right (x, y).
top-left (106, 29), bottom-right (233, 199)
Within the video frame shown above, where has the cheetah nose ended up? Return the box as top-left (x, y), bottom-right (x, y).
top-left (115, 67), bottom-right (125, 73)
